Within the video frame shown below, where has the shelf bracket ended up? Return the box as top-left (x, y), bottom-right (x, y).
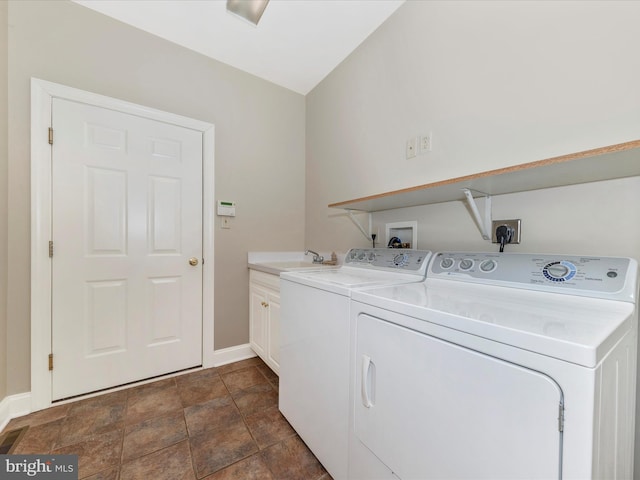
top-left (346, 210), bottom-right (373, 242)
top-left (462, 188), bottom-right (492, 241)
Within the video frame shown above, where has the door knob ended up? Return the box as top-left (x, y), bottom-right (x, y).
top-left (189, 257), bottom-right (199, 266)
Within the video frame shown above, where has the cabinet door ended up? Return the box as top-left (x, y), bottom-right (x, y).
top-left (355, 313), bottom-right (563, 480)
top-left (249, 285), bottom-right (267, 357)
top-left (266, 291), bottom-right (281, 373)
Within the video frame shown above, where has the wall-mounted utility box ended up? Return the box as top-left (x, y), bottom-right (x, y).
top-left (385, 221), bottom-right (417, 249)
top-left (491, 219), bottom-right (522, 244)
top-left (217, 200), bottom-right (236, 217)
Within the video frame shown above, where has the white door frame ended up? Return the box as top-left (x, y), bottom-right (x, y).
top-left (30, 78), bottom-right (215, 411)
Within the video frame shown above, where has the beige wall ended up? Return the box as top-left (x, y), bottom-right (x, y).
top-left (305, 0), bottom-right (640, 474)
top-left (306, 0), bottom-right (640, 254)
top-left (5, 0), bottom-right (305, 396)
top-left (371, 176), bottom-right (640, 256)
top-left (0, 0), bottom-right (8, 401)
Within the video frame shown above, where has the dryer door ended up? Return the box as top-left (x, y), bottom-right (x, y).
top-left (355, 313), bottom-right (563, 480)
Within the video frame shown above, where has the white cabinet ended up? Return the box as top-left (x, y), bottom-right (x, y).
top-left (249, 269), bottom-right (281, 374)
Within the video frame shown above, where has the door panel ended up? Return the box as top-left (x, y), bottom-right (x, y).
top-left (250, 285), bottom-right (267, 357)
top-left (148, 176), bottom-right (182, 253)
top-left (355, 313), bottom-right (563, 480)
top-left (267, 293), bottom-right (281, 369)
top-left (85, 280), bottom-right (127, 356)
top-left (86, 167), bottom-right (127, 254)
top-left (148, 276), bottom-right (182, 345)
top-left (51, 98), bottom-right (203, 400)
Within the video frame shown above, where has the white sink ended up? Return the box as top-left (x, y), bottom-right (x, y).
top-left (248, 251), bottom-right (342, 275)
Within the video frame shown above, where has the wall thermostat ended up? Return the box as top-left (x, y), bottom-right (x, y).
top-left (217, 200), bottom-right (236, 217)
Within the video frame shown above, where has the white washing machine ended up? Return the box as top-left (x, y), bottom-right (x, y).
top-left (279, 248), bottom-right (433, 480)
top-left (349, 252), bottom-right (638, 480)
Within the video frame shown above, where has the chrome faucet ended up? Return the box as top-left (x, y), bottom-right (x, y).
top-left (305, 249), bottom-right (324, 264)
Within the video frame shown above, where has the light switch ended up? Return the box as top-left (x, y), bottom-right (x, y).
top-left (406, 137), bottom-right (417, 159)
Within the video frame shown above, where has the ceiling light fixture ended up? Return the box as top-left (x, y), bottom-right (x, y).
top-left (226, 0), bottom-right (270, 26)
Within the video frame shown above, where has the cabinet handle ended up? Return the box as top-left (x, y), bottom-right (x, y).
top-left (261, 301), bottom-right (269, 308)
top-left (361, 354), bottom-right (374, 408)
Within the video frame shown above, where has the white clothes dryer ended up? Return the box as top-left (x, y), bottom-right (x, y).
top-left (349, 252), bottom-right (638, 480)
top-left (279, 248), bottom-right (432, 480)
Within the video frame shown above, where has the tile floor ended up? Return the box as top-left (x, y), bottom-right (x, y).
top-left (1, 357), bottom-right (333, 480)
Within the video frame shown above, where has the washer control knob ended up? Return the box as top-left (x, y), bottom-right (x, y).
top-left (367, 252), bottom-right (376, 262)
top-left (459, 259), bottom-right (474, 271)
top-left (349, 250), bottom-right (357, 260)
top-left (440, 258), bottom-right (454, 269)
top-left (394, 253), bottom-right (409, 266)
top-left (357, 251), bottom-right (366, 261)
top-left (479, 259), bottom-right (497, 273)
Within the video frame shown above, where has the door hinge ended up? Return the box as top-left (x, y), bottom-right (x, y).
top-left (49, 241), bottom-right (53, 258)
top-left (558, 402), bottom-right (565, 432)
top-left (48, 127), bottom-right (53, 145)
top-left (48, 354), bottom-right (54, 371)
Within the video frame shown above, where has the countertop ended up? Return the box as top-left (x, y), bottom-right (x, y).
top-left (248, 251), bottom-right (342, 275)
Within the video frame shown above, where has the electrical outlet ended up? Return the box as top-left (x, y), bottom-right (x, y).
top-left (491, 219), bottom-right (521, 244)
top-left (420, 133), bottom-right (432, 153)
top-left (406, 137), bottom-right (417, 159)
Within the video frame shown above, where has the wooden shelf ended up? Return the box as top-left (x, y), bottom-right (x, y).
top-left (329, 140), bottom-right (640, 212)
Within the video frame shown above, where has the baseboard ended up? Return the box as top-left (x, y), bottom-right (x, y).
top-left (0, 392), bottom-right (31, 432)
top-left (211, 343), bottom-right (256, 367)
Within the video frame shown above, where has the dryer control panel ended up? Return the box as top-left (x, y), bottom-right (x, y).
top-left (429, 252), bottom-right (638, 302)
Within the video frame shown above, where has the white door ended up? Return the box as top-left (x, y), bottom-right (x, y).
top-left (51, 98), bottom-right (203, 400)
top-left (355, 313), bottom-right (563, 480)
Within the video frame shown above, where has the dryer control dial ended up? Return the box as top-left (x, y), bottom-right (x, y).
top-left (440, 257), bottom-right (454, 269)
top-left (459, 259), bottom-right (474, 271)
top-left (543, 261), bottom-right (577, 282)
top-left (479, 259), bottom-right (497, 273)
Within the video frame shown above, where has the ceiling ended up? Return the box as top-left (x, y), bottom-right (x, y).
top-left (73, 0), bottom-right (405, 95)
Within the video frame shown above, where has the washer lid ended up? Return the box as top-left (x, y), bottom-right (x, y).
top-left (281, 266), bottom-right (425, 295)
top-left (352, 279), bottom-right (635, 367)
